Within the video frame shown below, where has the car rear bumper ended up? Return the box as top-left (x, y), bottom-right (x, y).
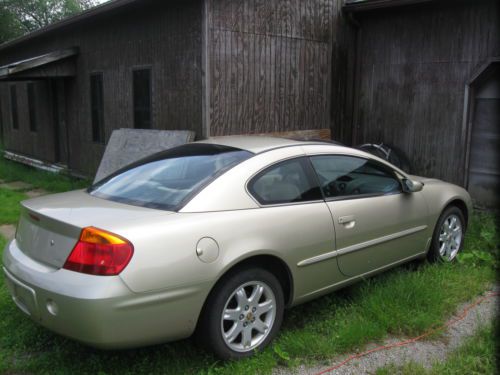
top-left (2, 239), bottom-right (210, 349)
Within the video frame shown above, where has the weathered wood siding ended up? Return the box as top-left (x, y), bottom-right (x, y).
top-left (0, 0), bottom-right (202, 175)
top-left (206, 0), bottom-right (349, 136)
top-left (353, 0), bottom-right (500, 185)
top-left (0, 81), bottom-right (57, 160)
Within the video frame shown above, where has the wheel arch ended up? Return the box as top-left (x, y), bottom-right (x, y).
top-left (195, 253), bottom-right (294, 333)
top-left (215, 254), bottom-right (294, 307)
top-left (443, 198), bottom-right (470, 229)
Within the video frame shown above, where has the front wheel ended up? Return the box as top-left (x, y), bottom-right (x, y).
top-left (197, 267), bottom-right (284, 359)
top-left (428, 206), bottom-right (465, 262)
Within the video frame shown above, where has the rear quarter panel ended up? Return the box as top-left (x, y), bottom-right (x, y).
top-left (112, 203), bottom-right (341, 301)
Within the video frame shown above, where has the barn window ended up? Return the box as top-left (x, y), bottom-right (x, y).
top-left (27, 83), bottom-right (37, 132)
top-left (133, 68), bottom-right (152, 129)
top-left (9, 85), bottom-right (18, 130)
top-left (90, 73), bottom-right (105, 143)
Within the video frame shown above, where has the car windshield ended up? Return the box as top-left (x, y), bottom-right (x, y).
top-left (89, 143), bottom-right (253, 210)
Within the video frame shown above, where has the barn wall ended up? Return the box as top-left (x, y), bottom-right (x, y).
top-left (352, 0), bottom-right (500, 185)
top-left (206, 0), bottom-right (351, 136)
top-left (0, 81), bottom-right (57, 161)
top-left (0, 0), bottom-right (203, 175)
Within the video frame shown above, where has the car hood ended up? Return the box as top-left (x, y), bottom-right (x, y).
top-left (409, 175), bottom-right (443, 185)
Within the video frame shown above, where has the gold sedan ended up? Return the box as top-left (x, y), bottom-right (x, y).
top-left (2, 136), bottom-right (471, 359)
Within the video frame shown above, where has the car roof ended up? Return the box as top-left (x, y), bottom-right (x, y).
top-left (197, 135), bottom-right (337, 154)
top-left (196, 135), bottom-right (409, 179)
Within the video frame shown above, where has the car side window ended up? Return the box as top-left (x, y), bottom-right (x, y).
top-left (310, 155), bottom-right (402, 199)
top-left (249, 158), bottom-right (322, 205)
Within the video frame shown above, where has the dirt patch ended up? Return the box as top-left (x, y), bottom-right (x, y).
top-left (0, 181), bottom-right (33, 191)
top-left (25, 189), bottom-right (49, 198)
top-left (0, 224), bottom-right (16, 241)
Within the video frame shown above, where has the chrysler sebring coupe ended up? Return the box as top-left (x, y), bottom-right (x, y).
top-left (3, 136), bottom-right (471, 359)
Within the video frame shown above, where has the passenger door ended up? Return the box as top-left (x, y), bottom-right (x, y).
top-left (248, 156), bottom-right (342, 296)
top-left (309, 154), bottom-right (428, 277)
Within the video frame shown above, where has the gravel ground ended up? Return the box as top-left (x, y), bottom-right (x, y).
top-left (274, 285), bottom-right (499, 375)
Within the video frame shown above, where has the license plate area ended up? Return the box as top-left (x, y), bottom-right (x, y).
top-left (3, 267), bottom-right (39, 320)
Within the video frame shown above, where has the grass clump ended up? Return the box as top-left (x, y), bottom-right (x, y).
top-left (458, 212), bottom-right (500, 269)
top-left (0, 188), bottom-right (27, 225)
top-left (0, 156), bottom-right (89, 193)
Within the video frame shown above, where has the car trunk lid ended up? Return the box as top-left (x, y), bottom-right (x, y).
top-left (16, 190), bottom-right (172, 269)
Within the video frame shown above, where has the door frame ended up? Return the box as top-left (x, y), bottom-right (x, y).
top-left (462, 57), bottom-right (500, 189)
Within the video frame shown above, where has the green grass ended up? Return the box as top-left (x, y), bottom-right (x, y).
top-left (0, 160), bottom-right (498, 374)
top-left (375, 324), bottom-right (498, 375)
top-left (0, 156), bottom-right (89, 193)
top-left (0, 188), bottom-right (27, 225)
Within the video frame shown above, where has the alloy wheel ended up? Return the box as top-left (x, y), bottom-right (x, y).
top-left (438, 214), bottom-right (463, 261)
top-left (220, 281), bottom-right (276, 352)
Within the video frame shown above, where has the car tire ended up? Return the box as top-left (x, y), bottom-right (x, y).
top-left (428, 206), bottom-right (466, 263)
top-left (196, 267), bottom-right (284, 360)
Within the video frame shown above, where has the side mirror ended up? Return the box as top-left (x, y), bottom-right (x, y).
top-left (402, 178), bottom-right (424, 193)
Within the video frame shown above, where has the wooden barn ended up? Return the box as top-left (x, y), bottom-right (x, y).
top-left (0, 0), bottom-right (498, 207)
top-left (343, 0), bottom-right (499, 208)
top-left (0, 0), bottom-right (351, 176)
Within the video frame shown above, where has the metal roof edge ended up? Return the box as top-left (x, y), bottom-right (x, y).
top-left (0, 47), bottom-right (79, 79)
top-left (343, 0), bottom-right (434, 12)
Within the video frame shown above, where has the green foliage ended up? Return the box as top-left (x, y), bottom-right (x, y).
top-left (0, 0), bottom-right (99, 42)
top-left (458, 213), bottom-right (499, 268)
top-left (273, 344), bottom-right (290, 363)
top-left (376, 324), bottom-right (498, 375)
top-left (0, 3), bottom-right (23, 43)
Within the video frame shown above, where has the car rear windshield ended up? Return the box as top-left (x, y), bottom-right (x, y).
top-left (89, 143), bottom-right (253, 211)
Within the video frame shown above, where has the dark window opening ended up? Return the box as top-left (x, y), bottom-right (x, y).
top-left (133, 68), bottom-right (152, 129)
top-left (10, 85), bottom-right (18, 130)
top-left (27, 83), bottom-right (37, 132)
top-left (90, 73), bottom-right (105, 143)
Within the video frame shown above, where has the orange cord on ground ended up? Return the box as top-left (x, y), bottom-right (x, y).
top-left (315, 291), bottom-right (499, 375)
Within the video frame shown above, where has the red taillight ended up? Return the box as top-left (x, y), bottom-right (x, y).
top-left (63, 227), bottom-right (134, 276)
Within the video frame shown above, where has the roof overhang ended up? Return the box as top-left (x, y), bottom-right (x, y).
top-left (0, 47), bottom-right (78, 81)
top-left (343, 0), bottom-right (434, 12)
top-left (0, 0), bottom-right (143, 52)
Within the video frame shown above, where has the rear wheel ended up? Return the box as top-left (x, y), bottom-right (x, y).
top-left (428, 206), bottom-right (465, 262)
top-left (197, 267), bottom-right (284, 359)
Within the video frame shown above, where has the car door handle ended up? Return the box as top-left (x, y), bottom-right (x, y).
top-left (338, 215), bottom-right (355, 228)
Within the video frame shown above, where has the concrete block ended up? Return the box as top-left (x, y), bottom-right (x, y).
top-left (94, 129), bottom-right (195, 183)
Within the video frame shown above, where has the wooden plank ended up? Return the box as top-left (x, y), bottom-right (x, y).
top-left (208, 0), bottom-right (338, 137)
top-left (239, 128), bottom-right (331, 140)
